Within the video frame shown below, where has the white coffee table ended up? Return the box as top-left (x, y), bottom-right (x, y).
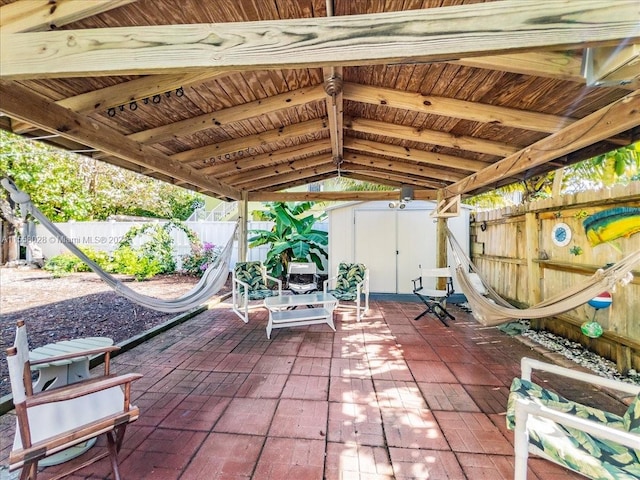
top-left (264, 292), bottom-right (338, 339)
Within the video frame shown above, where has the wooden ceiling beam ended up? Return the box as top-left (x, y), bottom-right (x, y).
top-left (129, 84), bottom-right (326, 144)
top-left (0, 79), bottom-right (241, 200)
top-left (343, 154), bottom-right (466, 183)
top-left (444, 88), bottom-right (640, 197)
top-left (11, 70), bottom-right (233, 134)
top-left (169, 117), bottom-right (329, 164)
top-left (242, 163), bottom-right (336, 191)
top-left (198, 139), bottom-right (331, 176)
top-left (258, 173), bottom-right (336, 193)
top-left (344, 138), bottom-right (491, 172)
top-left (342, 164), bottom-right (446, 189)
top-left (450, 51), bottom-right (585, 83)
top-left (3, 1), bottom-right (640, 79)
top-left (345, 116), bottom-right (517, 157)
top-left (344, 83), bottom-right (573, 133)
top-left (0, 0), bottom-right (136, 33)
top-left (248, 190), bottom-right (403, 202)
top-left (226, 153), bottom-right (331, 186)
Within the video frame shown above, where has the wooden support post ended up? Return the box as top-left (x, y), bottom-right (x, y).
top-left (436, 189), bottom-right (448, 290)
top-left (616, 344), bottom-right (632, 375)
top-left (238, 192), bottom-right (249, 262)
top-left (525, 212), bottom-right (542, 330)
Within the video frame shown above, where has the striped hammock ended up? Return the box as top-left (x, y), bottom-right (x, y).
top-left (446, 226), bottom-right (639, 326)
top-left (2, 177), bottom-right (236, 313)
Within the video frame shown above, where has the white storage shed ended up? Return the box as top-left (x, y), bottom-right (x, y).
top-left (327, 200), bottom-right (471, 294)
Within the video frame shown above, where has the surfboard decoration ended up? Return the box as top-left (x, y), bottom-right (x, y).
top-left (583, 207), bottom-right (640, 246)
top-left (587, 292), bottom-right (612, 310)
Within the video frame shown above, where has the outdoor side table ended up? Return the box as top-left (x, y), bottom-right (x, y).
top-left (27, 336), bottom-right (114, 465)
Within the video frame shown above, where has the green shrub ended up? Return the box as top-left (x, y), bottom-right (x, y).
top-left (110, 245), bottom-right (162, 280)
top-left (44, 246), bottom-right (110, 277)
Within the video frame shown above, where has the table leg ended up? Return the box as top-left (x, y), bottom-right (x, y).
top-left (32, 364), bottom-right (68, 393)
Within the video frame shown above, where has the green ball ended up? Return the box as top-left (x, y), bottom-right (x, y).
top-left (581, 321), bottom-right (603, 338)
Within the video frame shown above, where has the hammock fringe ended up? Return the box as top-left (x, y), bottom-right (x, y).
top-left (2, 177), bottom-right (236, 313)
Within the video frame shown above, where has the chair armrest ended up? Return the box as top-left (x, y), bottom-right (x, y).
top-left (323, 275), bottom-right (338, 292)
top-left (29, 346), bottom-right (121, 367)
top-left (265, 275), bottom-right (282, 294)
top-left (25, 373), bottom-right (143, 408)
top-left (233, 276), bottom-right (250, 294)
top-left (411, 276), bottom-right (422, 292)
top-left (520, 357), bottom-right (640, 396)
top-left (514, 397), bottom-right (640, 450)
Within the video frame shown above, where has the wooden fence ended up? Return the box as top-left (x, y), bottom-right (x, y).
top-left (471, 183), bottom-right (640, 374)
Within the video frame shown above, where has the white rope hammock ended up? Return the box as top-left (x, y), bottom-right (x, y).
top-left (2, 178), bottom-right (236, 313)
top-left (445, 226), bottom-right (639, 326)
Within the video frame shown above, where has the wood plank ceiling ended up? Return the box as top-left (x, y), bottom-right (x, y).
top-left (0, 0), bottom-right (639, 203)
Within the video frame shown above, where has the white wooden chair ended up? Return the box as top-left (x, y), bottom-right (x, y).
top-left (6, 320), bottom-right (142, 480)
top-left (507, 357), bottom-right (640, 479)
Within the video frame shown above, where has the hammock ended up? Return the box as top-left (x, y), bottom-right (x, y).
top-left (2, 177), bottom-right (236, 313)
top-left (445, 226), bottom-right (639, 326)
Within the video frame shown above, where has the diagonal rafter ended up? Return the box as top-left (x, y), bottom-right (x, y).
top-left (0, 79), bottom-right (240, 200)
top-left (445, 88), bottom-right (640, 197)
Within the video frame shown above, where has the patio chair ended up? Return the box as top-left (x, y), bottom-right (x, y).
top-left (287, 261), bottom-right (319, 294)
top-left (232, 261), bottom-right (282, 323)
top-left (411, 267), bottom-right (456, 326)
top-left (324, 262), bottom-right (369, 321)
top-left (6, 320), bottom-right (142, 480)
top-left (507, 357), bottom-right (640, 480)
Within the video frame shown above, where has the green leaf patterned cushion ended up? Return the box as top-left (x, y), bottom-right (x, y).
top-left (328, 262), bottom-right (366, 301)
top-left (507, 378), bottom-right (640, 479)
top-left (234, 261), bottom-right (275, 300)
top-left (623, 394), bottom-right (640, 433)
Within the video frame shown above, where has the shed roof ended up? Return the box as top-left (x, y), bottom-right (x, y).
top-left (1, 0), bottom-right (638, 203)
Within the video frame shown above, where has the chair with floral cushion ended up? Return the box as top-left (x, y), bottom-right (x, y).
top-left (324, 262), bottom-right (369, 321)
top-left (507, 356), bottom-right (640, 479)
top-left (232, 261), bottom-right (282, 323)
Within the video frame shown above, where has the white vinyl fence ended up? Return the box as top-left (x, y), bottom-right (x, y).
top-left (33, 220), bottom-right (328, 272)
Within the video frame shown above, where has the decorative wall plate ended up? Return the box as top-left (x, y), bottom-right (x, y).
top-left (551, 222), bottom-right (572, 247)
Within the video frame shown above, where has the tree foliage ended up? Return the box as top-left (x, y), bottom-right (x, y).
top-left (0, 130), bottom-right (204, 222)
top-left (465, 142), bottom-right (639, 210)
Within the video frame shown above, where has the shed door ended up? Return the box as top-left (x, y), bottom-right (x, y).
top-left (397, 210), bottom-right (435, 294)
top-left (354, 210), bottom-right (397, 293)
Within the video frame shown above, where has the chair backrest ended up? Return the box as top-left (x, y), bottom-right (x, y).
top-left (7, 320), bottom-right (31, 404)
top-left (421, 267), bottom-right (454, 295)
top-left (336, 262), bottom-right (367, 293)
top-left (234, 261), bottom-right (267, 291)
top-left (288, 262), bottom-right (317, 276)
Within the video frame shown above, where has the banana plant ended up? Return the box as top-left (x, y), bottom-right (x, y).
top-left (248, 202), bottom-right (328, 279)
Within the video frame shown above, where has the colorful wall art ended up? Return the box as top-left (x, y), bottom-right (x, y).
top-left (583, 207), bottom-right (640, 246)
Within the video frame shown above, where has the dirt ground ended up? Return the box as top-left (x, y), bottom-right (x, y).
top-left (0, 265), bottom-right (230, 398)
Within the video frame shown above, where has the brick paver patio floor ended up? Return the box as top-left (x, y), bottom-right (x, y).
top-left (1, 297), bottom-right (630, 479)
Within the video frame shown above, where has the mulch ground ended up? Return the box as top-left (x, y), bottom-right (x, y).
top-left (0, 265), bottom-right (230, 398)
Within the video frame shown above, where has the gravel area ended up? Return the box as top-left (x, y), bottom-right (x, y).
top-left (0, 265), bottom-right (230, 398)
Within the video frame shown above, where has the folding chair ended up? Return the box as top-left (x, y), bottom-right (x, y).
top-left (6, 320), bottom-right (142, 480)
top-left (286, 262), bottom-right (319, 294)
top-left (232, 261), bottom-right (282, 323)
top-left (324, 262), bottom-right (369, 321)
top-left (411, 267), bottom-right (456, 326)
